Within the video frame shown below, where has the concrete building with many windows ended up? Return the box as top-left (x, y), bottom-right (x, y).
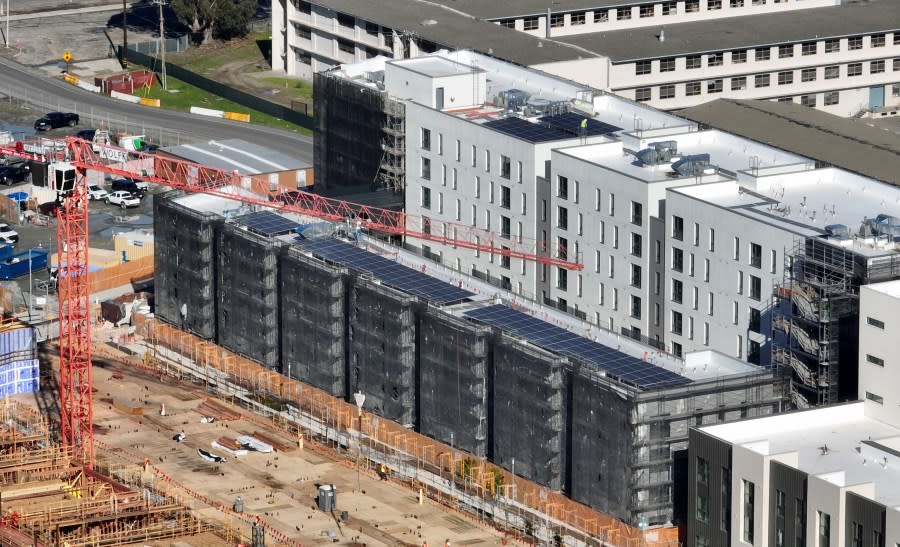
top-left (336, 49), bottom-right (900, 399)
top-left (278, 0), bottom-right (899, 115)
top-left (686, 279), bottom-right (900, 546)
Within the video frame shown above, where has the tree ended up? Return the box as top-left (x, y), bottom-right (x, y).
top-left (170, 0), bottom-right (255, 44)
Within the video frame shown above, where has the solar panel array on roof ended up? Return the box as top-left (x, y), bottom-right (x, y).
top-left (298, 238), bottom-right (474, 305)
top-left (538, 112), bottom-right (621, 137)
top-left (236, 210), bottom-right (301, 236)
top-left (482, 117), bottom-right (573, 143)
top-left (464, 304), bottom-right (690, 389)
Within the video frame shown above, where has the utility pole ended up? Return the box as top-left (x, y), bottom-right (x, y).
top-left (154, 0), bottom-right (168, 89)
top-left (5, 0), bottom-right (10, 49)
top-left (121, 0), bottom-right (128, 68)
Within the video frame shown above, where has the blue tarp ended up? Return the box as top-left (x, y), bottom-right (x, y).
top-left (7, 192), bottom-right (28, 202)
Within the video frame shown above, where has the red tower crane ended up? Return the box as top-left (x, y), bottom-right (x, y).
top-left (1, 136), bottom-right (583, 465)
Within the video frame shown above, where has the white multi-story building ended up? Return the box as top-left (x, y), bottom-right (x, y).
top-left (275, 0), bottom-right (899, 115)
top-left (378, 50), bottom-right (900, 374)
top-left (686, 279), bottom-right (900, 546)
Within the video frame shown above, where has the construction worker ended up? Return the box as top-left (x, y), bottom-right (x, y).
top-left (444, 539), bottom-right (451, 547)
top-left (378, 463), bottom-right (389, 480)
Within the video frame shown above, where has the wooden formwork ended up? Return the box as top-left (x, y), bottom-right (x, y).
top-left (144, 320), bottom-right (680, 547)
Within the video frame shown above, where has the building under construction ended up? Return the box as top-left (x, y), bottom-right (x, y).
top-left (774, 233), bottom-right (900, 407)
top-left (313, 66), bottom-right (405, 208)
top-left (153, 194), bottom-right (790, 527)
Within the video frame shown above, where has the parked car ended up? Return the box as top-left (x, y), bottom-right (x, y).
top-left (87, 184), bottom-right (109, 200)
top-left (0, 224), bottom-right (19, 243)
top-left (0, 163), bottom-right (29, 185)
top-left (34, 112), bottom-right (79, 131)
top-left (109, 178), bottom-right (146, 198)
top-left (105, 191), bottom-right (141, 208)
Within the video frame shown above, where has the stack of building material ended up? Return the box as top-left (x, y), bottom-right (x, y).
top-left (195, 399), bottom-right (241, 421)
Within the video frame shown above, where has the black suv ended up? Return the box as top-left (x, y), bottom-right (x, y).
top-left (34, 112), bottom-right (80, 131)
top-left (110, 178), bottom-right (145, 198)
top-left (0, 163), bottom-right (29, 185)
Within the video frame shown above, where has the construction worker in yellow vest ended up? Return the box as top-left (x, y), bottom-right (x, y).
top-left (378, 463), bottom-right (389, 480)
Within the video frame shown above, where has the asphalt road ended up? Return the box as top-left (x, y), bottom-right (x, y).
top-left (0, 55), bottom-right (314, 164)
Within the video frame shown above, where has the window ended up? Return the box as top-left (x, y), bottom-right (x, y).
top-left (500, 155), bottom-right (511, 179)
top-left (550, 13), bottom-right (564, 28)
top-left (708, 79), bottom-right (724, 93)
top-left (635, 87), bottom-right (652, 102)
top-left (557, 206), bottom-right (568, 230)
top-left (867, 354), bottom-right (885, 367)
top-left (742, 480), bottom-right (755, 544)
top-left (733, 237), bottom-right (740, 260)
top-left (631, 264), bottom-right (642, 288)
top-left (755, 74), bottom-right (770, 88)
top-left (824, 39), bottom-right (840, 53)
top-left (660, 57), bottom-right (676, 72)
top-left (501, 216), bottom-right (511, 239)
top-left (697, 494), bottom-right (709, 523)
top-left (732, 301), bottom-right (739, 325)
top-left (708, 52), bottom-right (724, 66)
top-left (778, 71), bottom-right (794, 85)
top-left (848, 36), bottom-right (863, 50)
top-left (852, 522), bottom-right (863, 547)
top-left (471, 145), bottom-right (477, 167)
top-left (672, 215), bottom-right (684, 240)
top-left (571, 11), bottom-right (586, 25)
top-left (749, 243), bottom-right (762, 268)
top-left (801, 41), bottom-right (817, 56)
top-left (293, 24), bottom-right (311, 39)
top-left (848, 63), bottom-right (863, 77)
top-left (672, 279), bottom-right (683, 303)
top-left (636, 60), bottom-right (652, 75)
top-left (609, 256), bottom-right (615, 278)
top-left (672, 247), bottom-right (684, 272)
top-left (770, 250), bottom-right (777, 273)
top-left (749, 307), bottom-right (761, 332)
top-left (609, 193), bottom-right (615, 216)
top-left (613, 226), bottom-right (619, 249)
top-left (692, 286), bottom-right (699, 309)
top-left (557, 267), bottom-right (567, 290)
top-left (778, 44), bottom-right (793, 58)
top-left (823, 91), bottom-right (840, 105)
top-left (707, 0), bottom-right (722, 10)
top-left (686, 0), bottom-right (700, 12)
top-left (732, 49), bottom-right (747, 63)
top-left (336, 12), bottom-right (355, 28)
top-left (500, 186), bottom-right (511, 209)
top-left (640, 5), bottom-right (654, 18)
top-left (421, 128), bottom-right (431, 150)
top-left (871, 60), bottom-right (885, 74)
top-left (660, 85), bottom-right (676, 99)
top-left (687, 55), bottom-right (702, 69)
top-left (599, 221), bottom-right (605, 244)
top-left (498, 19), bottom-right (515, 29)
top-left (738, 271), bottom-right (744, 294)
top-left (818, 511), bottom-right (831, 547)
top-left (516, 161), bottom-right (522, 183)
top-left (631, 295), bottom-right (642, 319)
top-left (672, 311), bottom-right (683, 335)
top-left (454, 140), bottom-right (461, 161)
top-left (484, 150), bottom-right (491, 172)
top-left (337, 39), bottom-right (355, 55)
top-left (631, 233), bottom-right (643, 257)
top-left (750, 275), bottom-right (761, 300)
top-left (708, 292), bottom-right (714, 315)
top-left (732, 76), bottom-right (747, 90)
top-left (800, 95), bottom-right (816, 107)
top-left (421, 157), bottom-right (431, 180)
top-left (755, 47), bottom-right (770, 61)
top-left (704, 259), bottom-right (711, 282)
top-left (421, 186), bottom-right (431, 209)
top-left (801, 68), bottom-right (816, 82)
top-left (686, 81), bottom-right (702, 96)
top-left (617, 6), bottom-right (632, 20)
top-left (872, 530), bottom-right (884, 547)
top-left (523, 16), bottom-right (539, 30)
top-left (866, 392), bottom-right (884, 404)
top-left (662, 2), bottom-right (677, 15)
top-left (557, 176), bottom-right (568, 199)
top-left (593, 9), bottom-right (608, 22)
top-left (871, 33), bottom-right (885, 47)
top-left (776, 490), bottom-right (785, 518)
top-left (730, 0), bottom-right (743, 6)
top-left (630, 201), bottom-right (643, 226)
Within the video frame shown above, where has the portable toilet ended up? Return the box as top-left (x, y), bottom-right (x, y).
top-left (317, 484), bottom-right (336, 512)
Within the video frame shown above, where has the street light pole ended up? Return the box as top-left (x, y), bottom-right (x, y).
top-left (5, 0), bottom-right (10, 49)
top-left (353, 392), bottom-right (365, 492)
top-left (27, 248), bottom-right (32, 320)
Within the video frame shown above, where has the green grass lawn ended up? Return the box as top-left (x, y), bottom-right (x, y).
top-left (168, 31), bottom-right (272, 74)
top-left (259, 76), bottom-right (314, 102)
top-left (136, 76), bottom-right (310, 134)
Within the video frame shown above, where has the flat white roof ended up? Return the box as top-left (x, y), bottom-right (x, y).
top-left (702, 402), bottom-right (900, 510)
top-left (172, 186), bottom-right (260, 216)
top-left (389, 56), bottom-right (484, 78)
top-left (864, 279), bottom-right (900, 299)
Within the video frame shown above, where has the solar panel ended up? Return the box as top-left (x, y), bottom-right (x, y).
top-left (237, 210), bottom-right (301, 236)
top-left (298, 238), bottom-right (474, 305)
top-left (464, 304), bottom-right (690, 389)
top-left (538, 112), bottom-right (621, 137)
top-left (482, 117), bottom-right (573, 143)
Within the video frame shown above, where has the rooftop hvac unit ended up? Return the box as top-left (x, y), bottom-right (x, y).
top-left (524, 98), bottom-right (568, 118)
top-left (824, 224), bottom-right (852, 240)
top-left (494, 89), bottom-right (530, 111)
top-left (671, 154), bottom-right (712, 177)
top-left (873, 214), bottom-right (900, 238)
top-left (634, 140), bottom-right (680, 166)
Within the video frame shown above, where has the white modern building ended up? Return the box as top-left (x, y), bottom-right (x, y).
top-left (349, 49), bottom-right (900, 379)
top-left (687, 279), bottom-right (900, 546)
top-left (274, 0), bottom-right (899, 115)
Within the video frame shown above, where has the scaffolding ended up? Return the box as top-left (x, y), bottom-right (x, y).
top-left (376, 98), bottom-right (406, 192)
top-left (771, 237), bottom-right (899, 406)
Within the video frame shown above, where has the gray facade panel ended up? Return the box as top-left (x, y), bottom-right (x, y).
top-left (845, 492), bottom-right (886, 547)
top-left (687, 428), bottom-right (732, 547)
top-left (768, 461), bottom-right (808, 547)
